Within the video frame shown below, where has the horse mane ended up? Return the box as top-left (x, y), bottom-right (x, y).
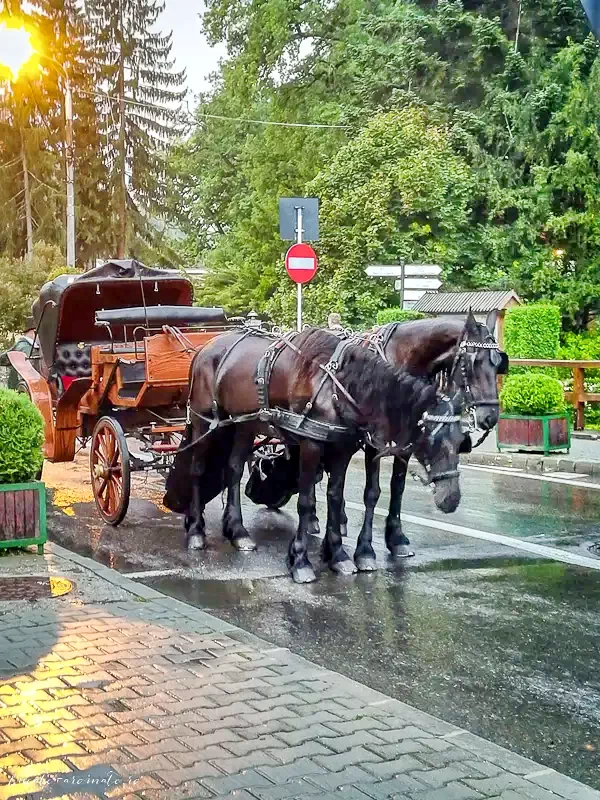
top-left (293, 328), bottom-right (437, 430)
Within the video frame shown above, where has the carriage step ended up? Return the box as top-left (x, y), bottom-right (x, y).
top-left (150, 443), bottom-right (180, 453)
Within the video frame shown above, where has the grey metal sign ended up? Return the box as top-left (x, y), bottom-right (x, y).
top-left (279, 197), bottom-right (319, 241)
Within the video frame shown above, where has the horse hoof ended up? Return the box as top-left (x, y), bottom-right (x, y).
top-left (355, 556), bottom-right (378, 572)
top-left (233, 536), bottom-right (257, 552)
top-left (390, 544), bottom-right (415, 559)
top-left (340, 523), bottom-right (348, 538)
top-left (331, 558), bottom-right (357, 576)
top-left (187, 534), bottom-right (206, 551)
top-left (292, 565), bottom-right (317, 583)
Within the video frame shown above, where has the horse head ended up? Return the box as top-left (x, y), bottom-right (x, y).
top-left (431, 309), bottom-right (508, 433)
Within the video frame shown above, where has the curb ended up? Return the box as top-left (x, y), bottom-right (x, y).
top-left (461, 450), bottom-right (600, 476)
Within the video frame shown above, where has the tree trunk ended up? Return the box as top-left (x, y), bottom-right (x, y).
top-left (20, 131), bottom-right (33, 262)
top-left (116, 0), bottom-right (127, 259)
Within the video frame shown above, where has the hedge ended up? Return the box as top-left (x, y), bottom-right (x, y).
top-left (0, 389), bottom-right (44, 483)
top-left (503, 303), bottom-right (560, 376)
top-left (500, 373), bottom-right (565, 416)
top-left (376, 308), bottom-right (426, 325)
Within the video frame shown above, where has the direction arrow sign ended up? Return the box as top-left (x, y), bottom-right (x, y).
top-left (403, 290), bottom-right (428, 302)
top-left (366, 265), bottom-right (403, 277)
top-left (403, 264), bottom-right (441, 277)
top-left (403, 277), bottom-right (442, 290)
top-left (285, 242), bottom-right (318, 285)
top-left (366, 264), bottom-right (441, 278)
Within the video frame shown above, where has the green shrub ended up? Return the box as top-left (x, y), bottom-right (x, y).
top-left (503, 304), bottom-right (561, 376)
top-left (376, 308), bottom-right (426, 325)
top-left (500, 374), bottom-right (566, 416)
top-left (46, 266), bottom-right (81, 283)
top-left (0, 389), bottom-right (44, 483)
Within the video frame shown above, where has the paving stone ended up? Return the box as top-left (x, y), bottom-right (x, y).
top-left (304, 766), bottom-right (377, 791)
top-left (266, 742), bottom-right (333, 764)
top-left (408, 782), bottom-right (485, 800)
top-left (211, 752), bottom-right (280, 774)
top-left (414, 765), bottom-right (485, 789)
top-left (169, 744), bottom-right (234, 767)
top-left (364, 755), bottom-right (424, 780)
top-left (201, 768), bottom-right (275, 794)
top-left (138, 779), bottom-right (213, 799)
top-left (324, 718), bottom-right (390, 736)
top-left (224, 735), bottom-right (282, 757)
top-left (314, 746), bottom-right (383, 772)
top-left (357, 775), bottom-right (430, 799)
top-left (276, 725), bottom-right (338, 747)
top-left (367, 740), bottom-right (428, 759)
top-left (258, 757), bottom-right (328, 782)
top-left (248, 778), bottom-right (324, 799)
top-left (319, 731), bottom-right (383, 753)
top-left (286, 711), bottom-right (341, 729)
top-left (152, 763), bottom-right (224, 784)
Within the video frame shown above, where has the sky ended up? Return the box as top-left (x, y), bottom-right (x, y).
top-left (161, 0), bottom-right (225, 100)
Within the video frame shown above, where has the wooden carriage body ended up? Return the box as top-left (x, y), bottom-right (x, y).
top-left (8, 259), bottom-right (231, 524)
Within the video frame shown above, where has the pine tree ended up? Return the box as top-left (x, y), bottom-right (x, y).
top-left (84, 0), bottom-right (186, 258)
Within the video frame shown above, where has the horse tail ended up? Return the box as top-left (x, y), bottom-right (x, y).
top-left (163, 423), bottom-right (195, 513)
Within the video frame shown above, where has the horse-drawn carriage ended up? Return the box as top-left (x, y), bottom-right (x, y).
top-left (6, 259), bottom-right (231, 525)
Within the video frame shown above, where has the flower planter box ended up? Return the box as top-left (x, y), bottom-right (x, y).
top-left (497, 413), bottom-right (570, 456)
top-left (0, 481), bottom-right (47, 554)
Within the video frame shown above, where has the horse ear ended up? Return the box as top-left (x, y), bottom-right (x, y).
top-left (465, 308), bottom-right (478, 335)
top-left (485, 309), bottom-right (498, 334)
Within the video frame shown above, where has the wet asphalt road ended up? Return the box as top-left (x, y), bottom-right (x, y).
top-left (47, 458), bottom-right (600, 788)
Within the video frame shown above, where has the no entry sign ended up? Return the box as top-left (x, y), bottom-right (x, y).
top-left (285, 242), bottom-right (318, 285)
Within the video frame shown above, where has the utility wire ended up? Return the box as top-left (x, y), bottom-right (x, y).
top-left (79, 87), bottom-right (350, 130)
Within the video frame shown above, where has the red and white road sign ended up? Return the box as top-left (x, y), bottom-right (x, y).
top-left (285, 242), bottom-right (318, 285)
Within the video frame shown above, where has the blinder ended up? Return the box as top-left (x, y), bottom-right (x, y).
top-left (492, 349), bottom-right (509, 374)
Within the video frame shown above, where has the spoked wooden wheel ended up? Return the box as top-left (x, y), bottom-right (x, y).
top-left (91, 417), bottom-right (131, 526)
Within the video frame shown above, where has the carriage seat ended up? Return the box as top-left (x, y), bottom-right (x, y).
top-left (95, 306), bottom-right (227, 327)
top-left (54, 342), bottom-right (92, 378)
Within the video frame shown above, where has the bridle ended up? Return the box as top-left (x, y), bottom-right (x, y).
top-left (411, 394), bottom-right (462, 486)
top-left (446, 328), bottom-right (505, 448)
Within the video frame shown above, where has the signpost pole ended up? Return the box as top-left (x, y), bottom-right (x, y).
top-left (398, 258), bottom-right (405, 310)
top-left (296, 206), bottom-right (303, 331)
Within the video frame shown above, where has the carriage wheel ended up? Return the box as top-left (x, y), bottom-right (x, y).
top-left (91, 417), bottom-right (131, 526)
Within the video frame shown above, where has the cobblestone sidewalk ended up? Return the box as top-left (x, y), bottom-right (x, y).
top-left (0, 544), bottom-right (598, 800)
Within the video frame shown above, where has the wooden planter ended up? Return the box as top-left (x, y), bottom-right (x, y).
top-left (0, 481), bottom-right (47, 554)
top-left (497, 413), bottom-right (571, 456)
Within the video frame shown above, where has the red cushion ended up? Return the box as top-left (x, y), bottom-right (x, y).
top-left (61, 376), bottom-right (77, 392)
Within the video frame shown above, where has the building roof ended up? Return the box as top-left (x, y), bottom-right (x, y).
top-left (412, 289), bottom-right (521, 314)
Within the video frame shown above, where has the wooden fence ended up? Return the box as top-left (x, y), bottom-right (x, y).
top-left (509, 359), bottom-right (600, 430)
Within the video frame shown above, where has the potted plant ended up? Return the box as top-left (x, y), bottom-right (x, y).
top-left (0, 388), bottom-right (46, 553)
top-left (498, 373), bottom-right (570, 455)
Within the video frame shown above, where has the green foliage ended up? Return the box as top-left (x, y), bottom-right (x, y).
top-left (0, 390), bottom-right (44, 484)
top-left (376, 308), bottom-right (426, 325)
top-left (500, 373), bottom-right (566, 416)
top-left (0, 243), bottom-right (64, 348)
top-left (504, 304), bottom-right (561, 375)
top-left (46, 266), bottom-right (81, 283)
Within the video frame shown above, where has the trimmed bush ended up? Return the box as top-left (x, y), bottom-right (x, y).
top-left (504, 304), bottom-right (560, 375)
top-left (0, 389), bottom-right (44, 483)
top-left (376, 308), bottom-right (426, 325)
top-left (500, 374), bottom-right (566, 416)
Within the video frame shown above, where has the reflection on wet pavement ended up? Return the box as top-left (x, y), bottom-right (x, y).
top-left (46, 454), bottom-right (600, 788)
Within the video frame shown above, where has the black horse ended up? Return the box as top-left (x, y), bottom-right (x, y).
top-left (247, 311), bottom-right (508, 569)
top-left (164, 328), bottom-right (465, 583)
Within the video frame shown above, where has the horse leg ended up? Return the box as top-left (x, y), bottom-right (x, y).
top-left (307, 483), bottom-right (320, 537)
top-left (223, 428), bottom-right (256, 552)
top-left (186, 448), bottom-right (207, 551)
top-left (385, 455), bottom-right (415, 558)
top-left (321, 447), bottom-right (356, 576)
top-left (288, 440), bottom-right (321, 583)
top-left (354, 444), bottom-right (379, 571)
top-left (340, 498), bottom-right (348, 538)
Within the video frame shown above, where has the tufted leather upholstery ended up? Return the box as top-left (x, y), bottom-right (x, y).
top-left (54, 343), bottom-right (92, 378)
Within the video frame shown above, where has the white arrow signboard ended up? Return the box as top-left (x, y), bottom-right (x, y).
top-left (404, 265), bottom-right (441, 276)
top-left (403, 290), bottom-right (428, 302)
top-left (403, 277), bottom-right (442, 290)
